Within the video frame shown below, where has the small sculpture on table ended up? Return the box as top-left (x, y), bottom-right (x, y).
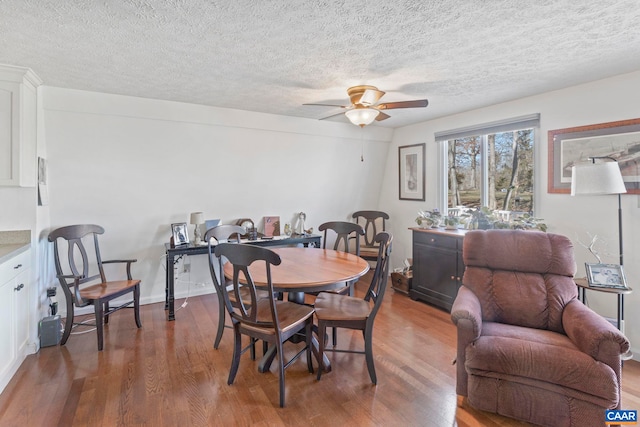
top-left (298, 212), bottom-right (307, 236)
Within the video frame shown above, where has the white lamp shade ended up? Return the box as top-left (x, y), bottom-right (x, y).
top-left (345, 107), bottom-right (379, 126)
top-left (190, 212), bottom-right (204, 225)
top-left (571, 161), bottom-right (627, 196)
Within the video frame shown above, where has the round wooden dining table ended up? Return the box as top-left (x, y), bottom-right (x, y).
top-left (222, 246), bottom-right (370, 372)
top-left (222, 247), bottom-right (370, 298)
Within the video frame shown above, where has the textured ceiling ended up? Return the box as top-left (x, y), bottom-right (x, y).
top-left (1, 0), bottom-right (640, 128)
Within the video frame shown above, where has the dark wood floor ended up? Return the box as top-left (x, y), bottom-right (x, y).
top-left (1, 274), bottom-right (639, 426)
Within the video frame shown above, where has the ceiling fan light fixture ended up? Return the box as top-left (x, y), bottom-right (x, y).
top-left (345, 107), bottom-right (379, 127)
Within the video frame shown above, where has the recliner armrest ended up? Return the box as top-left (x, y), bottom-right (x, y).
top-left (563, 299), bottom-right (630, 361)
top-left (451, 286), bottom-right (482, 339)
top-left (450, 285), bottom-right (483, 396)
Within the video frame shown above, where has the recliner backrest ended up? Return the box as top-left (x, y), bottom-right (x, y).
top-left (462, 230), bottom-right (577, 333)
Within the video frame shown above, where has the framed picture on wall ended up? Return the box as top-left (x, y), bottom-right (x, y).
top-left (171, 222), bottom-right (189, 247)
top-left (547, 117), bottom-right (640, 194)
top-left (399, 143), bottom-right (425, 201)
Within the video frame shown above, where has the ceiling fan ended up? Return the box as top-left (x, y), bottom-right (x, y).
top-left (304, 85), bottom-right (429, 127)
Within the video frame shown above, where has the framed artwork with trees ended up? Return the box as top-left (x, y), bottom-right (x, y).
top-left (548, 118), bottom-right (640, 194)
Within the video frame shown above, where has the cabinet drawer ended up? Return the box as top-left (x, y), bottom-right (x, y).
top-left (413, 231), bottom-right (459, 250)
top-left (0, 250), bottom-right (30, 283)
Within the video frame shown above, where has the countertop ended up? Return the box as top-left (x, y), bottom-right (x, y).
top-left (0, 230), bottom-right (31, 264)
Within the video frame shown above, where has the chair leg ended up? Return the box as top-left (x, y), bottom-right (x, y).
top-left (214, 293), bottom-right (225, 349)
top-left (104, 301), bottom-right (109, 324)
top-left (277, 339), bottom-right (286, 408)
top-left (364, 326), bottom-right (376, 385)
top-left (134, 284), bottom-right (142, 328)
top-left (60, 295), bottom-right (74, 346)
top-left (94, 301), bottom-right (104, 351)
top-left (227, 327), bottom-right (242, 385)
top-left (306, 319), bottom-right (314, 374)
top-left (332, 327), bottom-right (338, 346)
top-left (316, 321), bottom-right (326, 380)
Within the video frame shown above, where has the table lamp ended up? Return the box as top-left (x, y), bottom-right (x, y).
top-left (571, 157), bottom-right (631, 359)
top-left (190, 212), bottom-right (204, 245)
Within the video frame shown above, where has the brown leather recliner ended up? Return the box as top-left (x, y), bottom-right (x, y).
top-left (451, 230), bottom-right (629, 427)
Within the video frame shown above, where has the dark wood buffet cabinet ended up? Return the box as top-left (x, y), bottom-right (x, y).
top-left (409, 227), bottom-right (467, 312)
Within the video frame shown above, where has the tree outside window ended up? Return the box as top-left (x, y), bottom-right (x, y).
top-left (447, 128), bottom-right (534, 213)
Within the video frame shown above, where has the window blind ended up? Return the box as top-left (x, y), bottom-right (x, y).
top-left (434, 113), bottom-right (540, 142)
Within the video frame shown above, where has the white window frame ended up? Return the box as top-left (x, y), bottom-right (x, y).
top-left (435, 114), bottom-right (540, 213)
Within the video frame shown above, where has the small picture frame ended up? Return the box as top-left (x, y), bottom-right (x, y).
top-left (585, 263), bottom-right (628, 289)
top-left (398, 143), bottom-right (425, 201)
top-left (171, 222), bottom-right (190, 246)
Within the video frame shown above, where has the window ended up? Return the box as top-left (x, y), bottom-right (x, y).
top-left (435, 114), bottom-right (539, 216)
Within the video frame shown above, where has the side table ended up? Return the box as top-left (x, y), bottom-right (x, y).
top-left (574, 277), bottom-right (633, 360)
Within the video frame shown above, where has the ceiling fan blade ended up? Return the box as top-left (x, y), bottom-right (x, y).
top-left (377, 99), bottom-right (429, 110)
top-left (303, 103), bottom-right (348, 108)
top-left (319, 111), bottom-right (348, 121)
top-left (375, 111), bottom-right (391, 121)
top-left (359, 89), bottom-right (385, 106)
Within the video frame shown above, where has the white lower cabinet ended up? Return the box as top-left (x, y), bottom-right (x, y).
top-left (0, 249), bottom-right (31, 394)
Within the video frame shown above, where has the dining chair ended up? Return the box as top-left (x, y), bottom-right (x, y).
top-left (351, 210), bottom-right (389, 262)
top-left (48, 224), bottom-right (142, 351)
top-left (205, 224), bottom-right (269, 351)
top-left (214, 243), bottom-right (315, 407)
top-left (314, 231), bottom-right (392, 384)
top-left (318, 221), bottom-right (365, 296)
top-left (316, 221), bottom-right (366, 345)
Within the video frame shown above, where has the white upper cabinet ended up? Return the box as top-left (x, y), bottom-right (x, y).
top-left (0, 65), bottom-right (42, 187)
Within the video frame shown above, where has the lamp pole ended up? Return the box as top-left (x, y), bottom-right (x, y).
top-left (587, 156), bottom-right (630, 359)
top-left (588, 156), bottom-right (624, 266)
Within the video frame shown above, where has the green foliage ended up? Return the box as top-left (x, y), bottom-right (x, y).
top-left (416, 209), bottom-right (442, 227)
top-left (467, 207), bottom-right (547, 231)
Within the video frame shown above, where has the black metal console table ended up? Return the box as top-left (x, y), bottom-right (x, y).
top-left (164, 234), bottom-right (321, 320)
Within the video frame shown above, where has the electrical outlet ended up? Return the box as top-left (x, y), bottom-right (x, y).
top-left (46, 287), bottom-right (56, 297)
top-left (183, 263), bottom-right (190, 273)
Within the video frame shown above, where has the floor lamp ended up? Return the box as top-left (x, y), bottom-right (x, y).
top-left (571, 157), bottom-right (632, 359)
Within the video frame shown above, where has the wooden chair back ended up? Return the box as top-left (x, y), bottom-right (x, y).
top-left (364, 231), bottom-right (393, 323)
top-left (319, 221), bottom-right (364, 256)
top-left (214, 243), bottom-right (281, 329)
top-left (352, 210), bottom-right (389, 249)
top-left (205, 225), bottom-right (245, 293)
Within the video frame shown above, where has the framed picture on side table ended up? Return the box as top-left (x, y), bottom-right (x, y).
top-left (399, 143), bottom-right (425, 201)
top-left (585, 263), bottom-right (628, 289)
top-left (171, 222), bottom-right (189, 247)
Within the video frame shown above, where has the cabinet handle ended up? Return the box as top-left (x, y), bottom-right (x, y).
top-left (14, 283), bottom-right (24, 291)
top-left (14, 263), bottom-right (23, 269)
top-left (450, 275), bottom-right (455, 280)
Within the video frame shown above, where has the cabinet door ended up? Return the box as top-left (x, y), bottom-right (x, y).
top-left (0, 82), bottom-right (17, 184)
top-left (14, 268), bottom-right (30, 354)
top-left (413, 242), bottom-right (458, 309)
top-left (0, 279), bottom-right (16, 380)
top-left (0, 69), bottom-right (39, 187)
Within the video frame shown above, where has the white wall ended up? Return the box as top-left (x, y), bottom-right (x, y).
top-left (31, 71), bottom-right (640, 358)
top-left (41, 87), bottom-right (393, 314)
top-left (379, 70), bottom-right (640, 358)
